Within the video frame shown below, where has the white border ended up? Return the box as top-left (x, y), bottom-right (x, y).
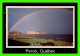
top-left (6, 6), bottom-right (75, 48)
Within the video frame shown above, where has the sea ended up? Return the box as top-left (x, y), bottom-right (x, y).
top-left (17, 34), bottom-right (73, 43)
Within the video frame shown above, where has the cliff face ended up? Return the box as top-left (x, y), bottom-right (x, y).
top-left (9, 31), bottom-right (21, 35)
top-left (27, 30), bottom-right (48, 35)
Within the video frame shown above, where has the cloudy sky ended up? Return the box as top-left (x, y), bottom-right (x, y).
top-left (8, 8), bottom-right (73, 34)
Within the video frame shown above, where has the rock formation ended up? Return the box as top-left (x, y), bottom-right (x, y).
top-left (9, 31), bottom-right (21, 35)
top-left (27, 30), bottom-right (48, 35)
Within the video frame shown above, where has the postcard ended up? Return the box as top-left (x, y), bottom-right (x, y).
top-left (3, 3), bottom-right (77, 53)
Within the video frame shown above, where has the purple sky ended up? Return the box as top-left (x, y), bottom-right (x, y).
top-left (8, 8), bottom-right (73, 34)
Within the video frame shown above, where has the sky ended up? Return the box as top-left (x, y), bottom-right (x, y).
top-left (8, 8), bottom-right (73, 34)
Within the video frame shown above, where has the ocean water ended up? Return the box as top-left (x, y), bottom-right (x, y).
top-left (17, 34), bottom-right (73, 43)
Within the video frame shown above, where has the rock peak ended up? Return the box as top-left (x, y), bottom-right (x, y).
top-left (27, 30), bottom-right (48, 35)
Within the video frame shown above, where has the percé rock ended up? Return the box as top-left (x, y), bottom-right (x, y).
top-left (27, 30), bottom-right (48, 35)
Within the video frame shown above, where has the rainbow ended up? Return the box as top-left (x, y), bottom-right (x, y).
top-left (9, 8), bottom-right (73, 32)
